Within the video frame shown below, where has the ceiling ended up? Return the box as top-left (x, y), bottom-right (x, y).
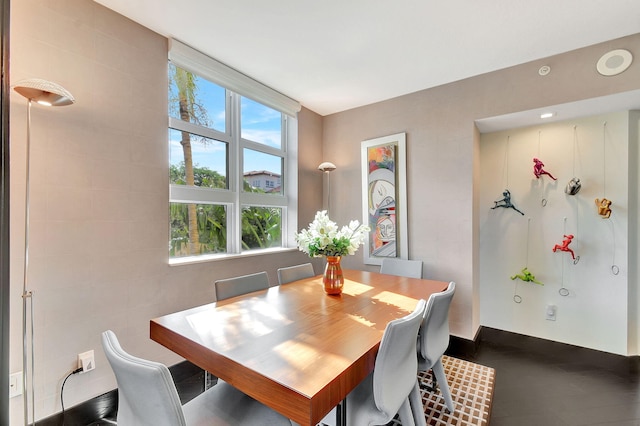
top-left (94, 0), bottom-right (640, 117)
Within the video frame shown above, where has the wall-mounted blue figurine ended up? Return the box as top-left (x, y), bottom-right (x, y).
top-left (565, 177), bottom-right (581, 195)
top-left (491, 189), bottom-right (524, 215)
top-left (595, 198), bottom-right (612, 218)
top-left (552, 234), bottom-right (576, 260)
top-left (533, 157), bottom-right (556, 180)
top-left (510, 267), bottom-right (543, 285)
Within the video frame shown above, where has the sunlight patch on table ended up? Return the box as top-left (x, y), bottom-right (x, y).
top-left (372, 291), bottom-right (420, 311)
top-left (342, 279), bottom-right (373, 296)
top-left (187, 300), bottom-right (292, 349)
top-left (272, 338), bottom-right (350, 374)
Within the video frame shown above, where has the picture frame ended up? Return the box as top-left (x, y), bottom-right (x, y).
top-left (361, 132), bottom-right (408, 265)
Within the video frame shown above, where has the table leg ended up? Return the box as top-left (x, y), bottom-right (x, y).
top-left (336, 398), bottom-right (347, 426)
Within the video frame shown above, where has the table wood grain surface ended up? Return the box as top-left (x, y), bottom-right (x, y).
top-left (150, 270), bottom-right (449, 425)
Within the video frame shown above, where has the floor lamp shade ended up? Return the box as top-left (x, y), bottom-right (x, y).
top-left (317, 161), bottom-right (336, 172)
top-left (13, 78), bottom-right (74, 426)
top-left (13, 78), bottom-right (75, 106)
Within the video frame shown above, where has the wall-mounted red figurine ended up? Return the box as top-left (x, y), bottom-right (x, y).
top-left (533, 157), bottom-right (556, 180)
top-left (552, 234), bottom-right (576, 259)
top-left (595, 198), bottom-right (612, 218)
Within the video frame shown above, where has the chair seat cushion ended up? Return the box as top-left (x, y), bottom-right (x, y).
top-left (183, 380), bottom-right (292, 426)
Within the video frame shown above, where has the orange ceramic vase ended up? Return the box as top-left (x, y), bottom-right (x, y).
top-left (323, 256), bottom-right (344, 295)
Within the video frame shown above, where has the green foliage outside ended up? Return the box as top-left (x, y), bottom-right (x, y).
top-left (169, 163), bottom-right (282, 257)
top-left (241, 205), bottom-right (281, 251)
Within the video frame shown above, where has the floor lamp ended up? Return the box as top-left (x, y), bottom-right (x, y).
top-left (13, 78), bottom-right (74, 426)
top-left (318, 161), bottom-right (336, 214)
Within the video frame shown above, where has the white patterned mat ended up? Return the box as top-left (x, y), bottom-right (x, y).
top-left (388, 355), bottom-right (495, 426)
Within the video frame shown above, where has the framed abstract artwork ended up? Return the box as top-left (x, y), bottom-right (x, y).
top-left (361, 132), bottom-right (408, 265)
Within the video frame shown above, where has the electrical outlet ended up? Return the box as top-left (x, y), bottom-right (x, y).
top-left (9, 372), bottom-right (23, 398)
top-left (546, 304), bottom-right (557, 321)
top-left (78, 350), bottom-right (96, 373)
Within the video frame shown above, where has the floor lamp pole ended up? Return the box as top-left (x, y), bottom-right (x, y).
top-left (13, 79), bottom-right (75, 426)
top-left (317, 162), bottom-right (336, 215)
top-left (329, 173), bottom-right (332, 214)
top-left (21, 99), bottom-right (33, 426)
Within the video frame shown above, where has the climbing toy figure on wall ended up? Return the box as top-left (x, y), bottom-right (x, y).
top-left (491, 189), bottom-right (524, 215)
top-left (565, 177), bottom-right (582, 195)
top-left (552, 234), bottom-right (576, 260)
top-left (595, 197), bottom-right (612, 218)
top-left (533, 157), bottom-right (556, 180)
top-left (510, 267), bottom-right (543, 285)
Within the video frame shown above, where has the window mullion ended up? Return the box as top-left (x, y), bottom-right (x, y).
top-left (169, 117), bottom-right (231, 143)
top-left (241, 138), bottom-right (283, 158)
top-left (229, 92), bottom-right (241, 253)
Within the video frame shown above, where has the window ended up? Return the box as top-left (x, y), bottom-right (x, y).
top-left (168, 40), bottom-right (300, 261)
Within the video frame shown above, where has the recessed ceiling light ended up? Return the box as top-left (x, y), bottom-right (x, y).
top-left (540, 112), bottom-right (555, 119)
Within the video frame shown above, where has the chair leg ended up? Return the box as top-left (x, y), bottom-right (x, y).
top-left (397, 397), bottom-right (416, 426)
top-left (432, 359), bottom-right (455, 413)
top-left (409, 380), bottom-right (427, 426)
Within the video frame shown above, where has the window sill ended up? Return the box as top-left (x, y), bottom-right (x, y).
top-left (169, 246), bottom-right (299, 266)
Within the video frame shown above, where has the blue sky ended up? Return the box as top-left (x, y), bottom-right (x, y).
top-left (169, 69), bottom-right (282, 177)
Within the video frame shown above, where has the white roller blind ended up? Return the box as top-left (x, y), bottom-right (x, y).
top-left (169, 39), bottom-right (301, 117)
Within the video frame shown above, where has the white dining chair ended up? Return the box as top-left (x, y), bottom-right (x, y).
top-left (321, 299), bottom-right (428, 426)
top-left (417, 281), bottom-right (456, 413)
top-left (211, 271), bottom-right (270, 391)
top-left (101, 330), bottom-right (293, 426)
top-left (214, 271), bottom-right (269, 301)
top-left (380, 258), bottom-right (423, 279)
top-left (277, 263), bottom-right (315, 285)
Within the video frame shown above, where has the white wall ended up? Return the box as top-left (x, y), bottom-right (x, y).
top-left (9, 1), bottom-right (323, 423)
top-left (630, 110), bottom-right (640, 355)
top-left (9, 0), bottom-right (640, 422)
top-left (323, 32), bottom-right (640, 345)
top-left (479, 111), bottom-right (636, 355)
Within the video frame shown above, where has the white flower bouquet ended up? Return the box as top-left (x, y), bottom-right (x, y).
top-left (295, 210), bottom-right (370, 257)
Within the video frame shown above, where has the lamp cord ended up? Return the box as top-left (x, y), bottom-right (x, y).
top-left (60, 368), bottom-right (83, 425)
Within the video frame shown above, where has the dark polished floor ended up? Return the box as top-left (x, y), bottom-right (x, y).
top-left (65, 327), bottom-right (640, 425)
top-left (467, 328), bottom-right (640, 426)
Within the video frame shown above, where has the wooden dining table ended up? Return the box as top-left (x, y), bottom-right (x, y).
top-left (150, 269), bottom-right (449, 426)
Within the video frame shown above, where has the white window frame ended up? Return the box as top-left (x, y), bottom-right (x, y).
top-left (168, 40), bottom-right (300, 264)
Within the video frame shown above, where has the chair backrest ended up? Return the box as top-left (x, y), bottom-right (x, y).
top-left (277, 263), bottom-right (315, 285)
top-left (214, 271), bottom-right (269, 301)
top-left (380, 258), bottom-right (423, 279)
top-left (101, 330), bottom-right (186, 426)
top-left (419, 281), bottom-right (456, 368)
top-left (372, 299), bottom-right (427, 418)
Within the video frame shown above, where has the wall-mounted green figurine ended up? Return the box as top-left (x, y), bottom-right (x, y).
top-left (510, 267), bottom-right (543, 285)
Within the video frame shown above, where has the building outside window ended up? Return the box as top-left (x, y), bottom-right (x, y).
top-left (168, 40), bottom-right (299, 261)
